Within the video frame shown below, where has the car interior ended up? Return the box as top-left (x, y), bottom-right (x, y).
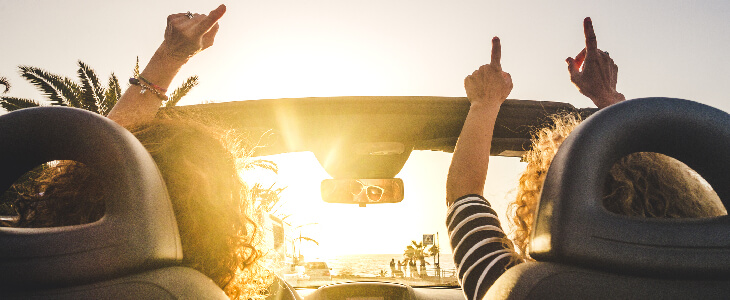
top-left (0, 96), bottom-right (728, 299)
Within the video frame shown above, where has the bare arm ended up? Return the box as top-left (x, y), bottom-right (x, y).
top-left (108, 4), bottom-right (226, 128)
top-left (446, 37), bottom-right (513, 205)
top-left (566, 17), bottom-right (625, 109)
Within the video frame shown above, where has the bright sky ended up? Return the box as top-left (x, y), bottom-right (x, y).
top-left (1, 0), bottom-right (729, 257)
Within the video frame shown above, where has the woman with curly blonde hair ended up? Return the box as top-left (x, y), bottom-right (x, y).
top-left (508, 112), bottom-right (726, 259)
top-left (446, 18), bottom-right (725, 300)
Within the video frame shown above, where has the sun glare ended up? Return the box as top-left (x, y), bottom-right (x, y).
top-left (245, 150), bottom-right (459, 257)
top-left (232, 42), bottom-right (388, 101)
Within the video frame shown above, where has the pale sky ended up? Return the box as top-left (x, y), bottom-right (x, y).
top-left (1, 0), bottom-right (729, 256)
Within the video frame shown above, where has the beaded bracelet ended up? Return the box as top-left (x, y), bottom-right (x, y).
top-left (136, 74), bottom-right (167, 93)
top-left (129, 76), bottom-right (168, 101)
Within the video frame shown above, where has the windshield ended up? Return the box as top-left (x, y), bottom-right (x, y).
top-left (245, 151), bottom-right (525, 287)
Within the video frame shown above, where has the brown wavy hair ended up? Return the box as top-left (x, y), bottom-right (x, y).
top-left (5, 114), bottom-right (273, 299)
top-left (507, 112), bottom-right (726, 260)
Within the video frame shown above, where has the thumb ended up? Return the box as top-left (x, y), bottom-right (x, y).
top-left (566, 57), bottom-right (579, 77)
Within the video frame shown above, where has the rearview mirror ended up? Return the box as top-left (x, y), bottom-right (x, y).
top-left (320, 178), bottom-right (404, 207)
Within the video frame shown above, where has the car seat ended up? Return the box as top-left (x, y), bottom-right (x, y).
top-left (0, 107), bottom-right (228, 299)
top-left (486, 98), bottom-right (730, 299)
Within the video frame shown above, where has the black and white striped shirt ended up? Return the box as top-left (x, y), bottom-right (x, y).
top-left (446, 194), bottom-right (521, 300)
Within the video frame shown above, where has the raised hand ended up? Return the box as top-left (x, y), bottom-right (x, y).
top-left (566, 17), bottom-right (625, 109)
top-left (162, 4), bottom-right (226, 62)
top-left (447, 37), bottom-right (512, 204)
top-left (108, 5), bottom-right (226, 128)
top-left (464, 37), bottom-right (513, 107)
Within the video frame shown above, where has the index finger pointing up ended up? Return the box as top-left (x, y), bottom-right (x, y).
top-left (195, 4), bottom-right (227, 35)
top-left (491, 36), bottom-right (502, 70)
top-left (584, 17), bottom-right (598, 51)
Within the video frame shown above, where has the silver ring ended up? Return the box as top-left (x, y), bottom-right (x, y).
top-left (185, 11), bottom-right (194, 19)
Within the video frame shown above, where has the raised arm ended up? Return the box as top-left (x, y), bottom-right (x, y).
top-left (566, 17), bottom-right (625, 109)
top-left (446, 37), bottom-right (513, 205)
top-left (107, 4), bottom-right (226, 128)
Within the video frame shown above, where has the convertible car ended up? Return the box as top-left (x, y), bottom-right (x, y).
top-left (0, 96), bottom-right (728, 299)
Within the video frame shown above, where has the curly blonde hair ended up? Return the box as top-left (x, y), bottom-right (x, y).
top-left (508, 112), bottom-right (726, 260)
top-left (5, 115), bottom-right (274, 299)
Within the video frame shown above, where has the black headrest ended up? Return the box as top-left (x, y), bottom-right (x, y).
top-left (530, 97), bottom-right (730, 278)
top-left (0, 107), bottom-right (182, 289)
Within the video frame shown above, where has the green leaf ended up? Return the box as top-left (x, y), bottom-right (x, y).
top-left (0, 76), bottom-right (9, 93)
top-left (166, 75), bottom-right (198, 107)
top-left (59, 77), bottom-right (83, 107)
top-left (100, 73), bottom-right (121, 116)
top-left (77, 61), bottom-right (102, 113)
top-left (19, 66), bottom-right (80, 107)
top-left (0, 96), bottom-right (41, 111)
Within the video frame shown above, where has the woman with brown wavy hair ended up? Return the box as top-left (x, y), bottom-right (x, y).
top-left (446, 18), bottom-right (725, 300)
top-left (6, 4), bottom-right (276, 299)
top-left (111, 5), bottom-right (275, 298)
top-left (10, 116), bottom-right (268, 299)
top-left (128, 116), bottom-right (268, 298)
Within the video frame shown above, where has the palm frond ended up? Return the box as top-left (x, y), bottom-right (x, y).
top-left (251, 182), bottom-right (286, 213)
top-left (428, 245), bottom-right (439, 256)
top-left (0, 96), bottom-right (41, 111)
top-left (58, 77), bottom-right (83, 107)
top-left (77, 61), bottom-right (102, 113)
top-left (133, 57), bottom-right (140, 77)
top-left (100, 73), bottom-right (121, 116)
top-left (166, 75), bottom-right (198, 107)
top-left (294, 236), bottom-right (319, 246)
top-left (246, 159), bottom-right (279, 173)
top-left (19, 66), bottom-right (79, 106)
top-left (0, 76), bottom-right (10, 93)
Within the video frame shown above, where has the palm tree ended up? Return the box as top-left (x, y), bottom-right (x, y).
top-left (293, 233), bottom-right (320, 265)
top-left (428, 244), bottom-right (439, 258)
top-left (0, 59), bottom-right (198, 114)
top-left (403, 240), bottom-right (431, 276)
top-left (245, 158), bottom-right (285, 216)
top-left (0, 59), bottom-right (201, 219)
top-left (403, 240), bottom-right (441, 277)
top-left (405, 241), bottom-right (429, 262)
top-left (428, 244), bottom-right (440, 272)
top-left (403, 240), bottom-right (419, 264)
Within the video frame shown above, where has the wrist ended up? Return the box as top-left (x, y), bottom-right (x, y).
top-left (613, 92), bottom-right (626, 102)
top-left (468, 100), bottom-right (503, 119)
top-left (591, 91), bottom-right (625, 109)
top-left (156, 42), bottom-right (192, 65)
top-left (469, 99), bottom-right (504, 111)
top-left (138, 44), bottom-right (188, 91)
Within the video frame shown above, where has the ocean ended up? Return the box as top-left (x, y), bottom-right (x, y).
top-left (325, 253), bottom-right (456, 277)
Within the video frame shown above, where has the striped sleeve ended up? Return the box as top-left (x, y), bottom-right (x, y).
top-left (446, 194), bottom-right (521, 300)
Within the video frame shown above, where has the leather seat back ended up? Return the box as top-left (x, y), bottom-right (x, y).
top-left (0, 107), bottom-right (226, 299)
top-left (487, 98), bottom-right (730, 299)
